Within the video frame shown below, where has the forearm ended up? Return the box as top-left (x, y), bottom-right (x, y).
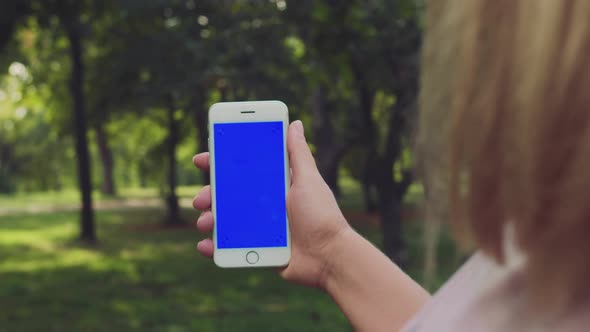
top-left (322, 228), bottom-right (430, 332)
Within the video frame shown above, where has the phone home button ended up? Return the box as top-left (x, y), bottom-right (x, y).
top-left (246, 251), bottom-right (259, 264)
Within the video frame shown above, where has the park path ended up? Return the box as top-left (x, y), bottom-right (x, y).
top-left (0, 197), bottom-right (195, 217)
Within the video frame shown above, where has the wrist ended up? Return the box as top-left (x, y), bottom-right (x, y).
top-left (317, 224), bottom-right (359, 291)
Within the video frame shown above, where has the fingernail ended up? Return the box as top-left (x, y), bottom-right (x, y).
top-left (196, 241), bottom-right (203, 250)
top-left (293, 120), bottom-right (304, 136)
top-left (196, 213), bottom-right (203, 224)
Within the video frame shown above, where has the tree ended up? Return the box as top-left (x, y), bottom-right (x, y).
top-left (286, 0), bottom-right (423, 263)
top-left (164, 94), bottom-right (181, 225)
top-left (187, 0), bottom-right (304, 185)
top-left (91, 0), bottom-right (219, 224)
top-left (283, 1), bottom-right (362, 196)
top-left (189, 87), bottom-right (210, 185)
top-left (0, 0), bottom-right (99, 242)
top-left (94, 123), bottom-right (116, 195)
top-left (55, 1), bottom-right (96, 241)
top-left (356, 1), bottom-right (422, 264)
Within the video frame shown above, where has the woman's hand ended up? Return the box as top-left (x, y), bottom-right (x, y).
top-left (193, 120), bottom-right (429, 331)
top-left (192, 120), bottom-right (351, 289)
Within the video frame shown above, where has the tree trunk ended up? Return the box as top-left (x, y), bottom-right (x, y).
top-left (373, 104), bottom-right (412, 266)
top-left (316, 154), bottom-right (340, 197)
top-left (352, 58), bottom-right (378, 213)
top-left (374, 154), bottom-right (408, 267)
top-left (95, 125), bottom-right (116, 196)
top-left (166, 99), bottom-right (181, 225)
top-left (359, 112), bottom-right (378, 213)
top-left (378, 188), bottom-right (406, 266)
top-left (361, 154), bottom-right (377, 213)
top-left (311, 85), bottom-right (342, 197)
top-left (193, 94), bottom-right (209, 185)
top-left (64, 17), bottom-right (96, 243)
top-left (196, 116), bottom-right (209, 185)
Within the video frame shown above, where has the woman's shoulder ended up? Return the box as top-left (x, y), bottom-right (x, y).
top-left (400, 252), bottom-right (503, 332)
top-left (402, 251), bottom-right (590, 332)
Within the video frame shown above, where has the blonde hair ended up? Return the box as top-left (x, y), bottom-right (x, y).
top-left (420, 0), bottom-right (590, 311)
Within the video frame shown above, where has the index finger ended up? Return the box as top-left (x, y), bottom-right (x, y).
top-left (192, 152), bottom-right (210, 171)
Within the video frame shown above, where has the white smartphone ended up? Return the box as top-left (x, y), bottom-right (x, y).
top-left (208, 100), bottom-right (291, 268)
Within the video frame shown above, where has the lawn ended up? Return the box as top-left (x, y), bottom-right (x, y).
top-left (0, 184), bottom-right (461, 332)
top-left (0, 208), bottom-right (352, 331)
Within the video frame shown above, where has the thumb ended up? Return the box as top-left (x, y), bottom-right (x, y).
top-left (288, 120), bottom-right (318, 181)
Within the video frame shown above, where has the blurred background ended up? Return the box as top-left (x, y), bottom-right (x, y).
top-left (0, 0), bottom-right (463, 331)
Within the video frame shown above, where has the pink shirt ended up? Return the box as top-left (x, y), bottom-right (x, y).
top-left (401, 252), bottom-right (590, 331)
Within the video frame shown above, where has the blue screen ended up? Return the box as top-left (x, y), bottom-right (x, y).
top-left (213, 121), bottom-right (288, 249)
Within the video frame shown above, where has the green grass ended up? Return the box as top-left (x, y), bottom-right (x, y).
top-left (0, 183), bottom-right (462, 331)
top-left (0, 209), bottom-right (350, 332)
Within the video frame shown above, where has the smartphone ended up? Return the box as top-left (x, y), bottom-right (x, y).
top-left (208, 100), bottom-right (291, 268)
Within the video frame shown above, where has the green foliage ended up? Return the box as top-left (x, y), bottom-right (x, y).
top-left (0, 0), bottom-right (424, 194)
top-left (0, 60), bottom-right (75, 192)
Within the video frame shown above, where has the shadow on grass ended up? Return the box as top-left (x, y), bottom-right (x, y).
top-left (1, 266), bottom-right (347, 331)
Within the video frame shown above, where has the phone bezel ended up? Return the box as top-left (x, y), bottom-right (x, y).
top-left (208, 100), bottom-right (291, 268)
